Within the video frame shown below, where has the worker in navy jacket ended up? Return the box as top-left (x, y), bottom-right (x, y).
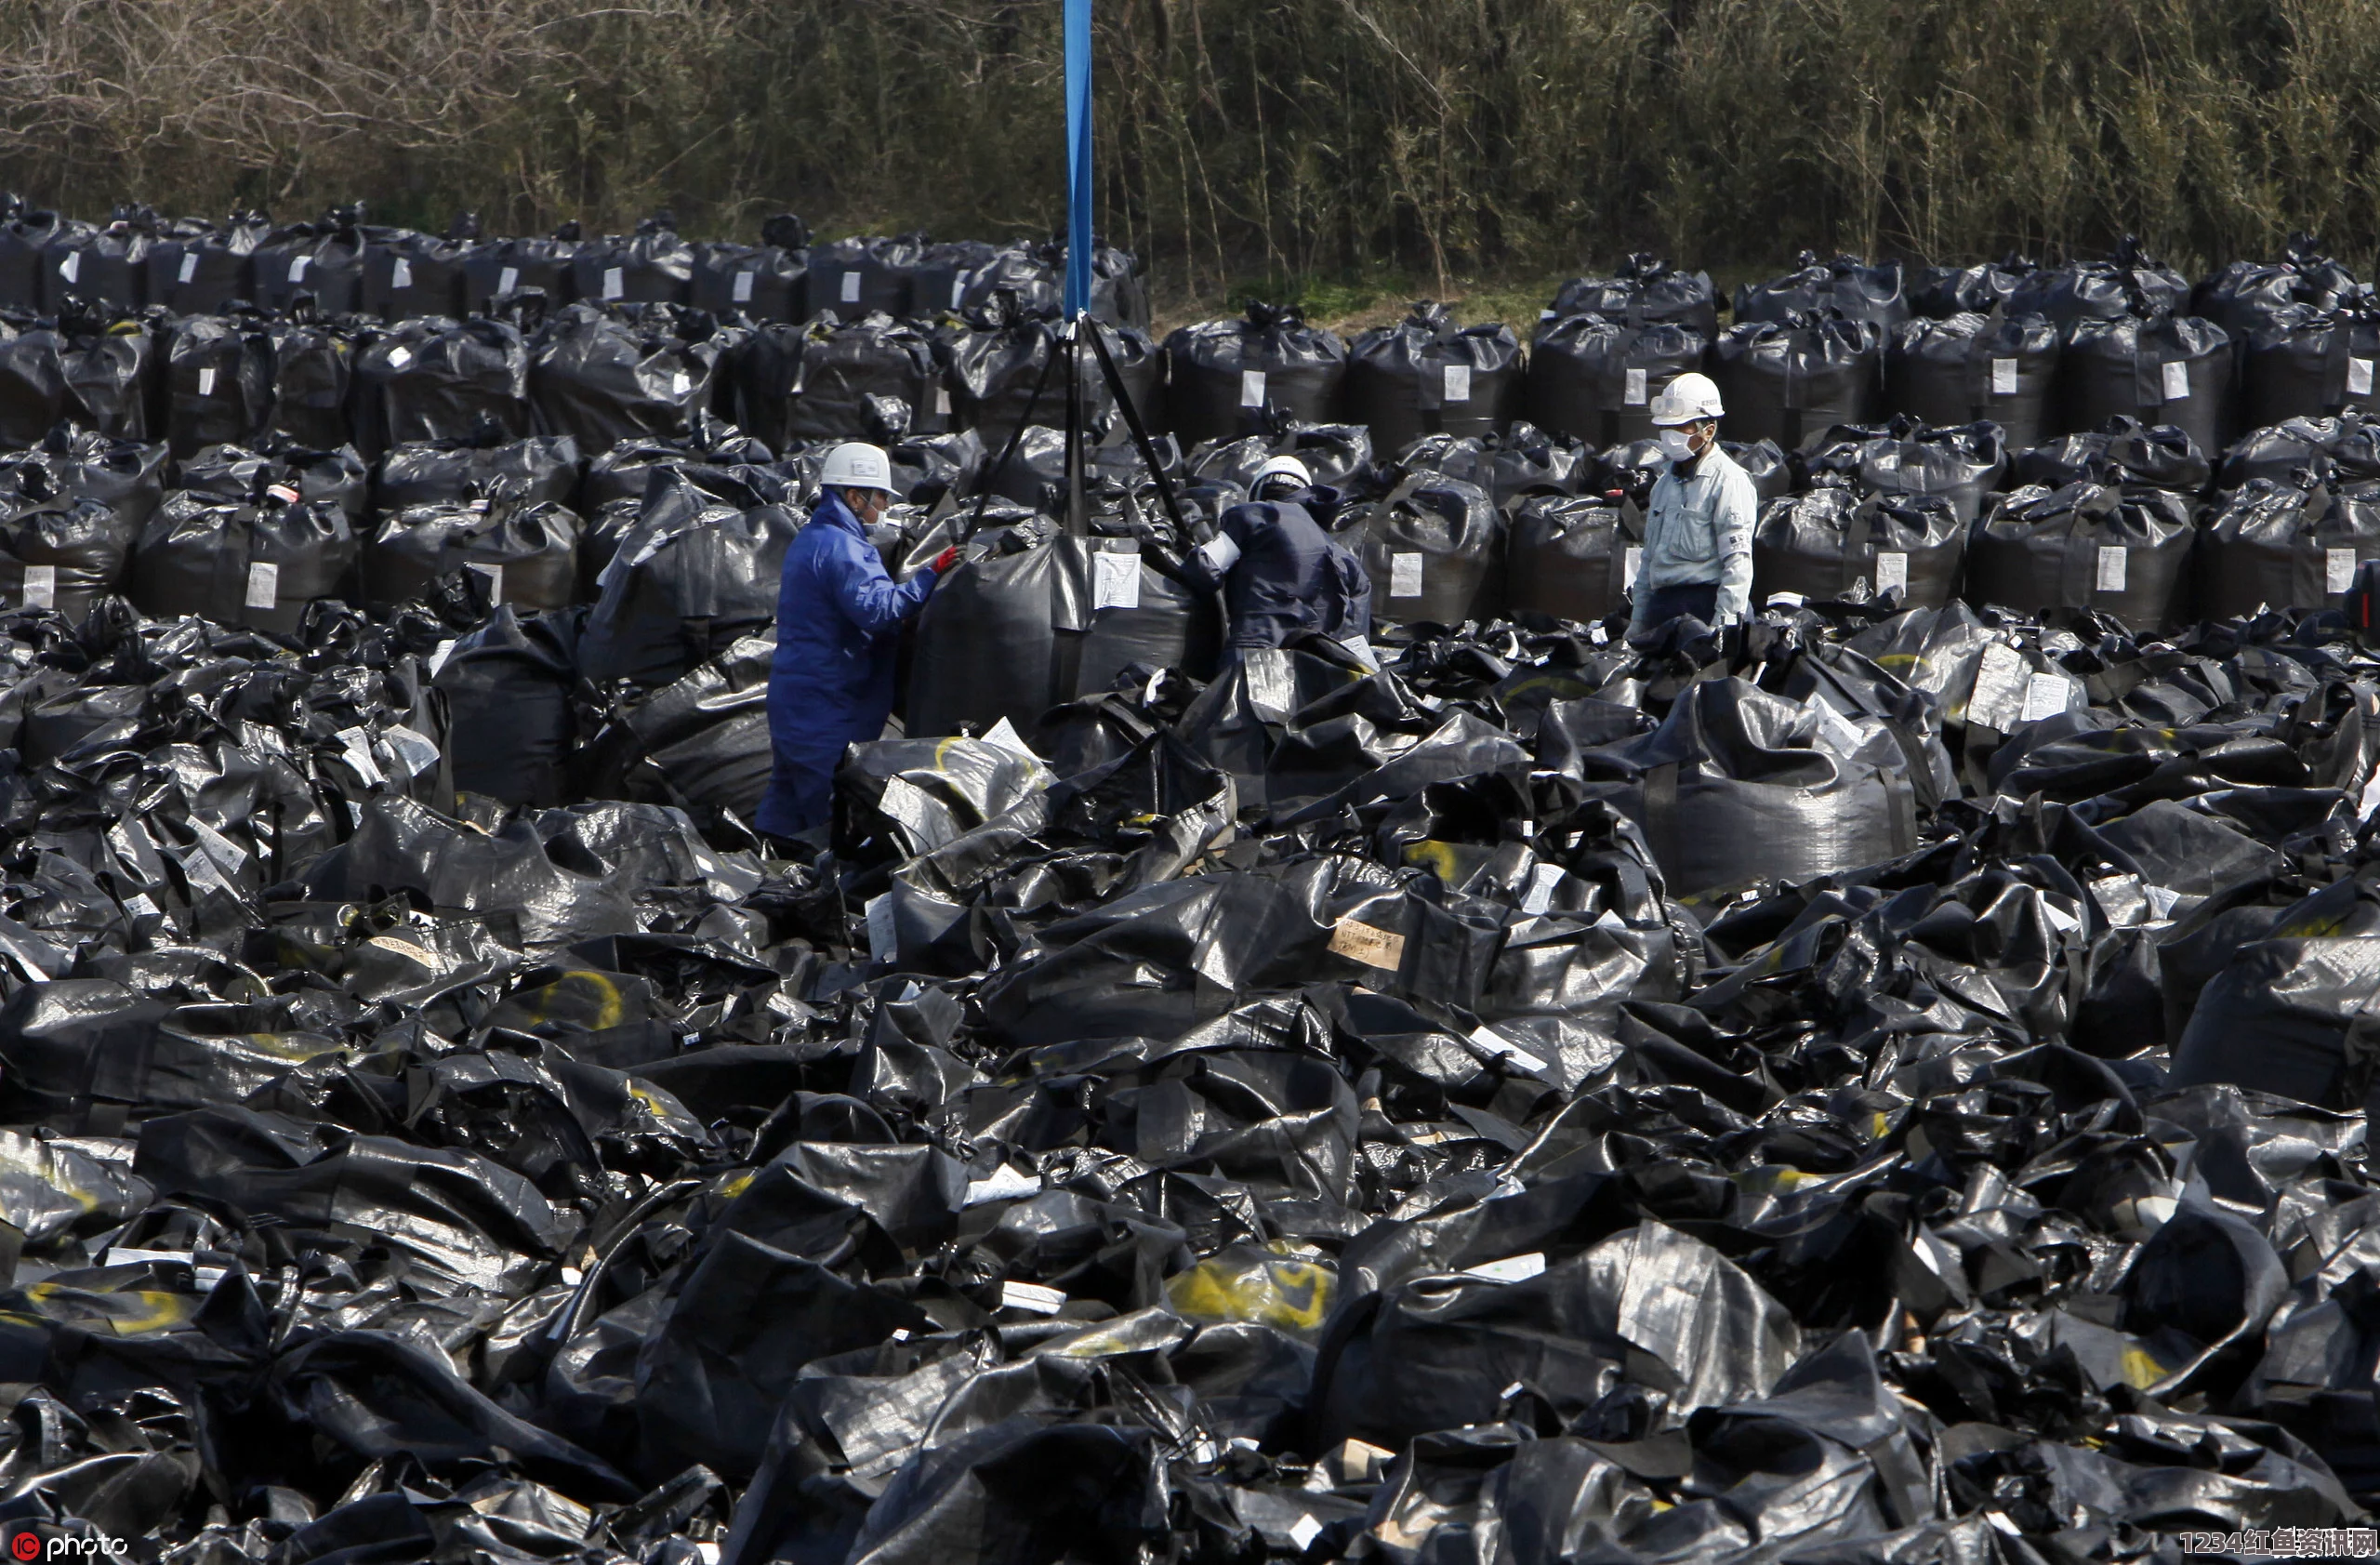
top-left (1179, 456), bottom-right (1374, 661)
top-left (758, 443), bottom-right (955, 844)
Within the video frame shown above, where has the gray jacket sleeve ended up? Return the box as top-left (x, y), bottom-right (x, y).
top-left (1711, 469), bottom-right (1758, 625)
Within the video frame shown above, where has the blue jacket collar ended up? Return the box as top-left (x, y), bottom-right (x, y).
top-left (813, 488), bottom-right (866, 536)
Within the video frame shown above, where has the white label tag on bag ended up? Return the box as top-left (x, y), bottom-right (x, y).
top-left (732, 270), bottom-right (755, 303)
top-left (386, 345), bottom-right (412, 370)
top-left (469, 563), bottom-right (503, 602)
top-left (2162, 359), bottom-right (2190, 401)
top-left (2096, 545), bottom-right (2128, 591)
top-left (196, 366), bottom-right (216, 396)
top-left (1966, 640), bottom-right (2030, 730)
top-left (2022, 671), bottom-right (2071, 723)
top-left (289, 255), bottom-right (309, 281)
top-left (20, 565), bottom-right (53, 609)
top-left (1328, 917), bottom-right (1406, 970)
top-left (1991, 357), bottom-right (2018, 395)
top-left (602, 266), bottom-right (625, 300)
top-left (1091, 550), bottom-right (1141, 610)
top-left (1622, 545), bottom-right (1643, 590)
top-left (2330, 547), bottom-right (2360, 594)
top-left (934, 386), bottom-right (952, 416)
top-left (1443, 363), bottom-right (1472, 403)
top-left (1389, 551), bottom-right (1424, 597)
top-left (1462, 1253), bottom-right (1547, 1283)
top-left (672, 370), bottom-right (692, 397)
top-left (245, 561), bottom-right (279, 609)
top-left (2354, 358), bottom-right (2376, 397)
top-left (56, 251), bottom-right (77, 284)
top-left (390, 258), bottom-right (412, 290)
top-left (178, 252), bottom-right (199, 284)
top-left (840, 270), bottom-right (862, 303)
top-left (864, 893), bottom-right (893, 961)
top-left (1875, 550), bottom-right (1909, 593)
top-left (998, 1280), bottom-right (1066, 1315)
top-left (1239, 369), bottom-right (1267, 408)
top-left (1624, 367), bottom-right (1647, 405)
top-left (497, 265), bottom-right (519, 295)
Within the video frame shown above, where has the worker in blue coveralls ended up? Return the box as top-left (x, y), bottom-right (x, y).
top-left (757, 442), bottom-right (957, 849)
top-left (1179, 456), bottom-right (1375, 666)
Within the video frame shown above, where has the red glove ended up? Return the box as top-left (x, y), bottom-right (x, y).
top-left (930, 546), bottom-right (959, 575)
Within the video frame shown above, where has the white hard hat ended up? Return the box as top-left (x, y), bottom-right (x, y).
top-left (1649, 371), bottom-right (1725, 426)
top-left (819, 441), bottom-right (896, 495)
top-left (1251, 455), bottom-right (1313, 492)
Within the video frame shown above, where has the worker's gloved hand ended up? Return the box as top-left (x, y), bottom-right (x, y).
top-left (929, 545), bottom-right (959, 575)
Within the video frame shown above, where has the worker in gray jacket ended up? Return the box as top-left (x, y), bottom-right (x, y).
top-left (1629, 371), bottom-right (1757, 642)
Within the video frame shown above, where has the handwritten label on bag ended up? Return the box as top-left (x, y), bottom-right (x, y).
top-left (1389, 551), bottom-right (1424, 597)
top-left (1329, 917), bottom-right (1406, 971)
top-left (1443, 363), bottom-right (1472, 403)
top-left (1091, 550), bottom-right (1142, 610)
top-left (1622, 545), bottom-right (1643, 590)
top-left (244, 562), bottom-right (278, 609)
top-left (496, 265), bottom-right (519, 295)
top-left (2021, 671), bottom-right (2071, 723)
top-left (178, 252), bottom-right (199, 284)
top-left (20, 565), bottom-right (53, 609)
top-left (1991, 357), bottom-right (2018, 395)
top-left (1239, 369), bottom-right (1267, 408)
top-left (840, 270), bottom-right (862, 303)
top-left (2354, 358), bottom-right (2375, 398)
top-left (2096, 545), bottom-right (2127, 592)
top-left (2331, 548), bottom-right (2360, 595)
top-left (2162, 359), bottom-right (2190, 401)
top-left (390, 258), bottom-right (412, 290)
top-left (1624, 367), bottom-right (1647, 405)
top-left (196, 367), bottom-right (216, 396)
top-left (1875, 550), bottom-right (1909, 594)
top-left (732, 270), bottom-right (755, 303)
top-left (602, 266), bottom-right (625, 300)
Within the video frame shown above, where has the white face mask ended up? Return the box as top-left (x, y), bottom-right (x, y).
top-left (1657, 426), bottom-right (1699, 461)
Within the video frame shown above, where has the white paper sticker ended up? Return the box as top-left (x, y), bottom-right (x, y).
top-left (2331, 547), bottom-right (2360, 595)
top-left (2096, 545), bottom-right (2127, 592)
top-left (386, 345), bottom-right (412, 370)
top-left (1443, 363), bottom-right (1473, 403)
top-left (864, 893), bottom-right (893, 961)
top-left (2354, 358), bottom-right (2375, 397)
top-left (602, 265), bottom-right (625, 300)
top-left (998, 1280), bottom-right (1066, 1315)
top-left (20, 564), bottom-right (53, 609)
top-left (196, 366), bottom-right (216, 396)
top-left (1239, 369), bottom-right (1267, 408)
top-left (1624, 366), bottom-right (1648, 405)
top-left (496, 265), bottom-right (519, 295)
top-left (1622, 545), bottom-right (1643, 590)
top-left (732, 270), bottom-right (755, 303)
top-left (2162, 358), bottom-right (2190, 401)
top-left (288, 255), bottom-right (309, 281)
top-left (671, 370), bottom-right (692, 397)
top-left (1286, 1515), bottom-right (1323, 1552)
top-left (469, 562), bottom-right (504, 603)
top-left (1518, 861), bottom-right (1565, 916)
top-left (840, 270), bottom-right (862, 303)
top-left (1328, 917), bottom-right (1406, 971)
top-left (244, 561), bottom-right (278, 609)
top-left (963, 1165), bottom-right (1040, 1206)
top-left (1991, 357), bottom-right (2018, 395)
top-left (1389, 551), bottom-right (1424, 598)
top-left (56, 251), bottom-right (77, 284)
top-left (934, 386), bottom-right (952, 416)
top-left (2021, 672), bottom-right (2071, 723)
top-left (1875, 550), bottom-right (1909, 594)
top-left (178, 252), bottom-right (199, 284)
top-left (390, 258), bottom-right (412, 290)
top-left (1092, 550), bottom-right (1142, 610)
top-left (1462, 1253), bottom-right (1547, 1283)
top-left (336, 726), bottom-right (384, 788)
